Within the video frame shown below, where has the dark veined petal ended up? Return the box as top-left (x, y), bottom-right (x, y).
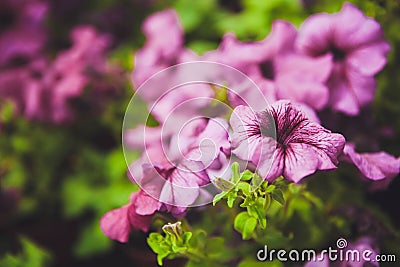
top-left (230, 101), bottom-right (345, 182)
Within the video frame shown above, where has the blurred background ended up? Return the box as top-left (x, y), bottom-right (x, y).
top-left (0, 0), bottom-right (399, 266)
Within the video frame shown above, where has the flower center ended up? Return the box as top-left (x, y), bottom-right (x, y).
top-left (331, 46), bottom-right (346, 61)
top-left (0, 8), bottom-right (15, 32)
top-left (260, 60), bottom-right (275, 80)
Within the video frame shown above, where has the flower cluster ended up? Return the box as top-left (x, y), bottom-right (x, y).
top-left (101, 2), bottom-right (399, 246)
top-left (0, 1), bottom-right (116, 123)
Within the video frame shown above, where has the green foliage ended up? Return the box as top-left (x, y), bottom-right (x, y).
top-left (213, 163), bottom-right (287, 239)
top-left (234, 212), bottom-right (257, 240)
top-left (147, 221), bottom-right (229, 266)
top-left (0, 237), bottom-right (51, 267)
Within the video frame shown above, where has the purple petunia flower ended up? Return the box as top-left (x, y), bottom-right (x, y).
top-left (0, 0), bottom-right (47, 66)
top-left (132, 9), bottom-right (184, 89)
top-left (296, 2), bottom-right (390, 115)
top-left (204, 21), bottom-right (332, 110)
top-left (230, 100), bottom-right (345, 183)
top-left (0, 25), bottom-right (113, 122)
top-left (304, 237), bottom-right (379, 267)
top-left (131, 10), bottom-right (215, 125)
top-left (127, 117), bottom-right (231, 213)
top-left (342, 143), bottom-right (399, 186)
top-left (100, 190), bottom-right (155, 243)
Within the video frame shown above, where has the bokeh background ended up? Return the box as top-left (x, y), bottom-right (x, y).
top-left (0, 0), bottom-right (399, 266)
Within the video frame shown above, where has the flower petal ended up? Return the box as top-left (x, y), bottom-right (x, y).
top-left (328, 66), bottom-right (360, 115)
top-left (347, 42), bottom-right (390, 76)
top-left (343, 143), bottom-right (400, 181)
top-left (134, 190), bottom-right (159, 216)
top-left (100, 205), bottom-right (131, 243)
top-left (297, 13), bottom-right (334, 56)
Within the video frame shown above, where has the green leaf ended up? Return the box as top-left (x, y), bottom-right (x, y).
top-left (190, 230), bottom-right (207, 249)
top-left (234, 212), bottom-right (257, 239)
top-left (288, 183), bottom-right (302, 194)
top-left (242, 217), bottom-right (257, 239)
top-left (73, 220), bottom-right (112, 257)
top-left (272, 190), bottom-right (285, 205)
top-left (234, 212), bottom-right (250, 232)
top-left (157, 250), bottom-right (170, 266)
top-left (148, 233), bottom-right (169, 255)
top-left (240, 170), bottom-right (254, 181)
top-left (227, 191), bottom-right (237, 208)
top-left (183, 232), bottom-right (193, 244)
top-left (1, 100), bottom-right (14, 123)
top-left (237, 182), bottom-right (251, 195)
top-left (213, 177), bottom-right (234, 192)
top-left (240, 196), bottom-right (254, 208)
top-left (171, 244), bottom-right (187, 253)
top-left (265, 185), bottom-right (276, 193)
top-left (0, 237), bottom-right (52, 267)
top-left (231, 162), bottom-right (241, 183)
top-left (251, 173), bottom-right (264, 188)
top-left (247, 204), bottom-right (265, 229)
top-left (205, 237), bottom-right (225, 259)
top-left (303, 192), bottom-right (323, 209)
top-left (212, 191), bottom-right (227, 206)
top-left (187, 41), bottom-right (218, 55)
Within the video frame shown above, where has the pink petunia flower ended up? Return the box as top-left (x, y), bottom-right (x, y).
top-left (127, 118), bottom-right (231, 213)
top-left (296, 2), bottom-right (390, 115)
top-left (42, 25), bottom-right (112, 122)
top-left (131, 10), bottom-right (215, 125)
top-left (0, 25), bottom-right (112, 123)
top-left (204, 21), bottom-right (332, 110)
top-left (342, 143), bottom-right (399, 188)
top-left (132, 9), bottom-right (184, 89)
top-left (0, 0), bottom-right (47, 66)
top-left (230, 100), bottom-right (345, 183)
top-left (304, 237), bottom-right (379, 267)
top-left (100, 190), bottom-right (154, 243)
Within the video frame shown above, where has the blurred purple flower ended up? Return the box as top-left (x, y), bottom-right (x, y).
top-left (0, 25), bottom-right (112, 122)
top-left (127, 118), bottom-right (230, 213)
top-left (297, 2), bottom-right (390, 115)
top-left (132, 9), bottom-right (184, 89)
top-left (0, 0), bottom-right (47, 66)
top-left (342, 143), bottom-right (399, 185)
top-left (131, 9), bottom-right (214, 125)
top-left (341, 237), bottom-right (379, 267)
top-left (0, 58), bottom-right (46, 119)
top-left (42, 25), bottom-right (112, 122)
top-left (304, 237), bottom-right (379, 267)
top-left (230, 101), bottom-right (345, 182)
top-left (204, 21), bottom-right (332, 110)
top-left (100, 190), bottom-right (154, 243)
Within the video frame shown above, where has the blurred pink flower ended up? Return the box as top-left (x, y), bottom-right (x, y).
top-left (132, 9), bottom-right (184, 89)
top-left (230, 101), bottom-right (345, 182)
top-left (42, 25), bottom-right (111, 122)
top-left (342, 143), bottom-right (399, 183)
top-left (0, 58), bottom-right (46, 119)
top-left (131, 10), bottom-right (214, 124)
top-left (304, 237), bottom-right (379, 267)
top-left (204, 21), bottom-right (332, 110)
top-left (341, 237), bottom-right (379, 267)
top-left (100, 190), bottom-right (154, 243)
top-left (0, 25), bottom-right (112, 122)
top-left (297, 2), bottom-right (390, 115)
top-left (127, 118), bottom-right (230, 213)
top-left (0, 0), bottom-right (47, 66)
